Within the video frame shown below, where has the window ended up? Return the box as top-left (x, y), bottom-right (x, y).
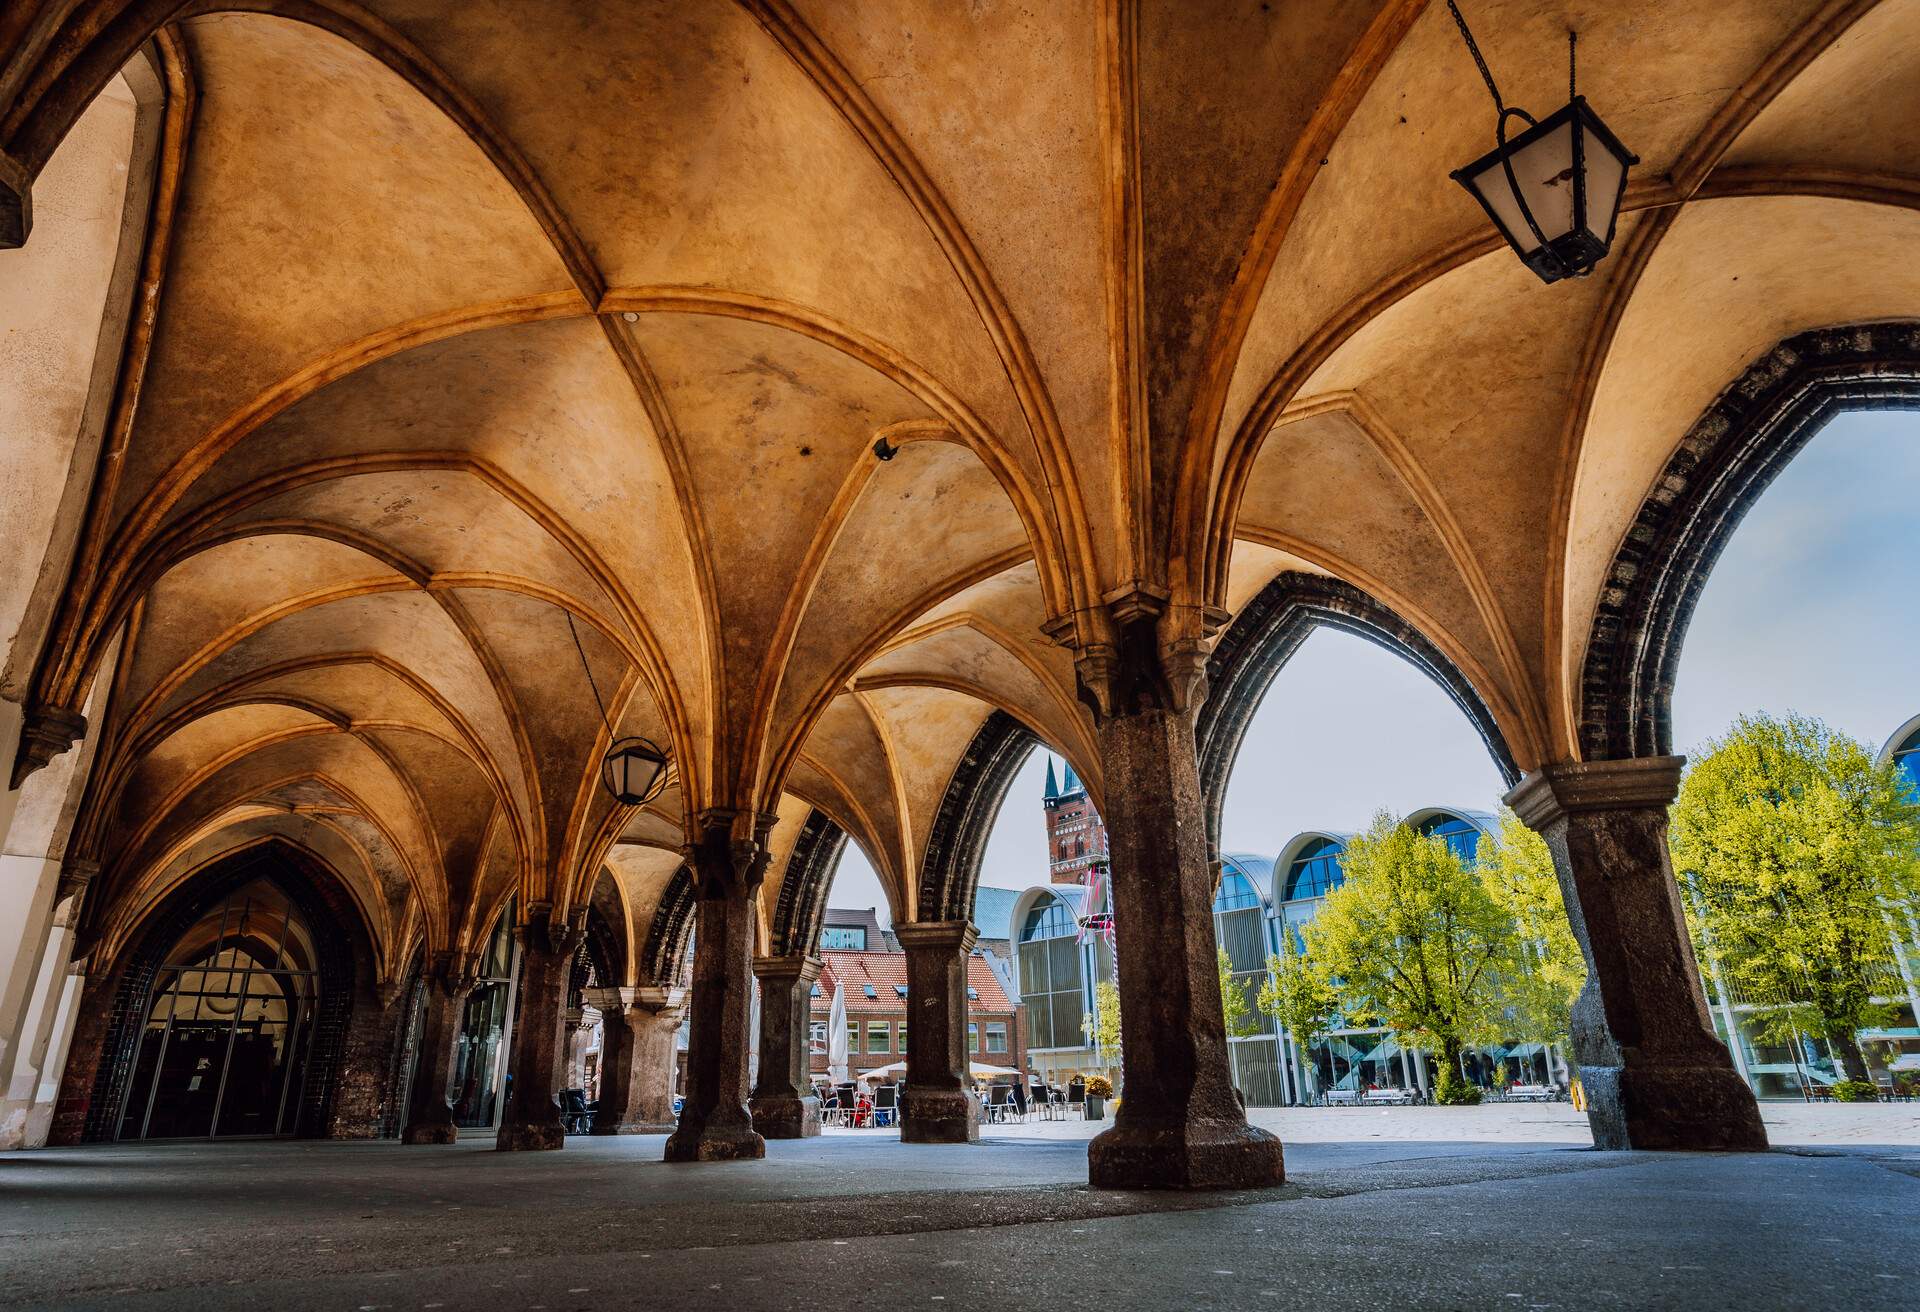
top-left (809, 982), bottom-right (821, 998)
top-left (848, 1021), bottom-right (860, 1054)
top-left (966, 987), bottom-right (978, 1002)
top-left (809, 1021), bottom-right (827, 1049)
top-left (1416, 813), bottom-right (1482, 865)
top-left (1212, 871), bottom-right (1261, 913)
top-left (867, 1022), bottom-right (891, 1054)
top-left (1020, 900), bottom-right (1076, 942)
top-left (820, 926), bottom-right (866, 951)
top-left (892, 984), bottom-right (908, 998)
top-left (985, 1022), bottom-right (1008, 1054)
top-left (968, 1022), bottom-right (979, 1051)
top-left (1283, 837), bottom-right (1346, 902)
top-left (862, 984), bottom-right (877, 999)
top-left (897, 1022), bottom-right (906, 1052)
top-left (1895, 726), bottom-right (1920, 798)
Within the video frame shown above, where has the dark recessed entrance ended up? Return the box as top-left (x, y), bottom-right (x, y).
top-left (117, 878), bottom-right (320, 1141)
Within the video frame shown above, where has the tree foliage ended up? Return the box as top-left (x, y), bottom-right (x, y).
top-left (1276, 812), bottom-right (1524, 1084)
top-left (1478, 808), bottom-right (1585, 1051)
top-left (1670, 711), bottom-right (1920, 1083)
top-left (1083, 977), bottom-right (1122, 1067)
top-left (1218, 948), bottom-right (1260, 1039)
top-left (1259, 935), bottom-right (1337, 1054)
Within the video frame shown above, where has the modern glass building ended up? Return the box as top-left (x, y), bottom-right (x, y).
top-left (1009, 883), bottom-right (1116, 1084)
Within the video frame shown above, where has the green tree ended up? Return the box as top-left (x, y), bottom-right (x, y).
top-left (1304, 811), bottom-right (1520, 1097)
top-left (1258, 936), bottom-right (1337, 1067)
top-left (1217, 948), bottom-right (1260, 1039)
top-left (1479, 807), bottom-right (1585, 1051)
top-left (1670, 711), bottom-right (1920, 1085)
top-left (1083, 977), bottom-right (1122, 1068)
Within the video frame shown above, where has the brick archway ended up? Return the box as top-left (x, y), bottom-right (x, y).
top-left (1196, 571), bottom-right (1521, 848)
top-left (638, 865), bottom-right (695, 987)
top-left (55, 839), bottom-right (376, 1144)
top-left (1579, 322), bottom-right (1920, 761)
top-left (768, 810), bottom-right (849, 958)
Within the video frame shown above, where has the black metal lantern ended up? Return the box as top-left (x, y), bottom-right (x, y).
top-left (1445, 4), bottom-right (1638, 284)
top-left (601, 735), bottom-right (669, 806)
top-left (566, 610), bottom-right (673, 807)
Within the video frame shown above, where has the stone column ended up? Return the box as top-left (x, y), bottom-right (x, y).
top-left (664, 810), bottom-right (772, 1162)
top-left (496, 903), bottom-right (580, 1152)
top-left (1506, 757), bottom-right (1767, 1151)
top-left (1068, 598), bottom-right (1285, 1189)
top-left (402, 953), bottom-right (478, 1144)
top-left (587, 986), bottom-right (686, 1134)
top-left (749, 955), bottom-right (822, 1138)
top-left (896, 920), bottom-right (980, 1143)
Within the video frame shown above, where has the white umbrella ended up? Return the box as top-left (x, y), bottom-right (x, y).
top-left (827, 979), bottom-right (849, 1084)
top-left (969, 1061), bottom-right (1020, 1078)
top-left (861, 1060), bottom-right (906, 1079)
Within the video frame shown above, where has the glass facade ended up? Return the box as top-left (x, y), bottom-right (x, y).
top-left (1018, 895), bottom-right (1089, 1050)
top-left (1894, 726), bottom-right (1920, 797)
top-left (819, 926), bottom-right (866, 951)
top-left (119, 879), bottom-right (318, 1140)
top-left (450, 902), bottom-right (517, 1130)
top-left (1283, 838), bottom-right (1345, 901)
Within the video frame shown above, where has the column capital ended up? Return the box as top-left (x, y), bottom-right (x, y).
top-left (10, 703), bottom-right (86, 789)
top-left (582, 985), bottom-right (634, 1014)
top-left (751, 953), bottom-right (822, 985)
top-left (632, 984), bottom-right (688, 1017)
top-left (893, 920), bottom-right (978, 953)
top-left (518, 901), bottom-right (585, 955)
top-left (428, 949), bottom-right (483, 998)
top-left (56, 857), bottom-right (99, 904)
top-left (689, 808), bottom-right (780, 891)
top-left (1505, 756), bottom-right (1685, 830)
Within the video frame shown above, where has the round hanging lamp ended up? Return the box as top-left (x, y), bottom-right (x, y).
top-left (1445, 2), bottom-right (1638, 284)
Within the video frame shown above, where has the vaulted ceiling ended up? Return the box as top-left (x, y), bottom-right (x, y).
top-left (3, 0), bottom-right (1914, 981)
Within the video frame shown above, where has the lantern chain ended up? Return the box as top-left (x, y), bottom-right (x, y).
top-left (1569, 27), bottom-right (1578, 103)
top-left (1445, 0), bottom-right (1507, 116)
top-left (566, 610), bottom-right (616, 741)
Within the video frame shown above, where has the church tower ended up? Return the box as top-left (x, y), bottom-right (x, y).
top-left (1041, 756), bottom-right (1108, 886)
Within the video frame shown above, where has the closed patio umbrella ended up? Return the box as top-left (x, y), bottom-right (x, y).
top-left (828, 978), bottom-right (849, 1084)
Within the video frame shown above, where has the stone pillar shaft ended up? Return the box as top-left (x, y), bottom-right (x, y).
top-left (1506, 757), bottom-right (1767, 1151)
top-left (664, 811), bottom-right (772, 1163)
top-left (496, 907), bottom-right (576, 1152)
top-left (749, 955), bottom-right (822, 1138)
top-left (403, 955), bottom-right (476, 1145)
top-left (589, 986), bottom-right (685, 1134)
top-left (897, 920), bottom-right (980, 1143)
top-left (1070, 604), bottom-right (1284, 1190)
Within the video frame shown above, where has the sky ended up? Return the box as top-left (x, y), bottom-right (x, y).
top-left (828, 410), bottom-right (1920, 926)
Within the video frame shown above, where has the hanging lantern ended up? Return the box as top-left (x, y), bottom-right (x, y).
top-left (1445, 4), bottom-right (1638, 284)
top-left (601, 735), bottom-right (669, 806)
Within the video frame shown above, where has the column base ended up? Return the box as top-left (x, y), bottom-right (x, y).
top-left (495, 1118), bottom-right (566, 1151)
top-left (748, 1092), bottom-right (821, 1139)
top-left (1581, 1063), bottom-right (1768, 1152)
top-left (663, 1121), bottom-right (766, 1162)
top-left (401, 1120), bottom-right (459, 1145)
top-left (901, 1085), bottom-right (979, 1144)
top-left (1088, 1117), bottom-right (1285, 1190)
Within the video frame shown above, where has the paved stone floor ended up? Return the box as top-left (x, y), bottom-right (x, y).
top-left (4, 1106), bottom-right (1917, 1310)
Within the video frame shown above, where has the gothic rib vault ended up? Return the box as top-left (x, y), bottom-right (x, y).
top-left (3, 0), bottom-right (1918, 1029)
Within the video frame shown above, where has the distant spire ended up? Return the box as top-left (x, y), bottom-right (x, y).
top-left (1043, 757), bottom-right (1060, 801)
top-left (1061, 760), bottom-right (1083, 797)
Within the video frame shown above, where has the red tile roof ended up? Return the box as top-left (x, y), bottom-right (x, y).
top-left (814, 949), bottom-right (1013, 1015)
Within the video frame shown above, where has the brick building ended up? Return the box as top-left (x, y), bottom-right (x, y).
top-left (809, 946), bottom-right (1023, 1081)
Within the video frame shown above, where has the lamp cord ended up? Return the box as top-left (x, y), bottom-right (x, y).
top-left (1446, 0), bottom-right (1506, 115)
top-left (566, 610), bottom-right (615, 740)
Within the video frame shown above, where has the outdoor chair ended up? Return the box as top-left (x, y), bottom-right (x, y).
top-left (872, 1083), bottom-right (899, 1128)
top-left (1009, 1082), bottom-right (1031, 1122)
top-left (1066, 1078), bottom-right (1085, 1112)
top-left (986, 1084), bottom-right (1013, 1123)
